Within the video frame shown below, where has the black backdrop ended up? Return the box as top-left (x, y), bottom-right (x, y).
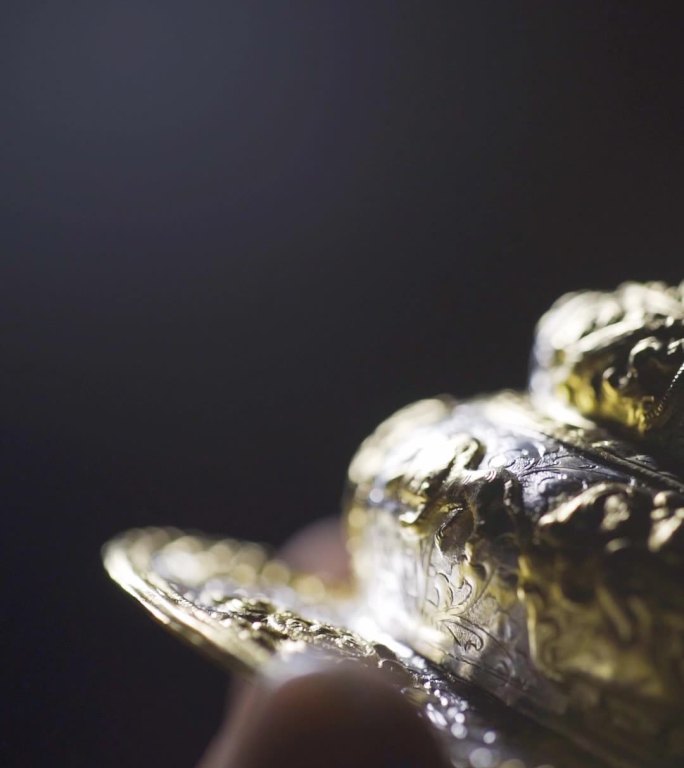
top-left (2, 3), bottom-right (682, 766)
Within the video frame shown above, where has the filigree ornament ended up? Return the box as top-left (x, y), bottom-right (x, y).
top-left (104, 282), bottom-right (684, 768)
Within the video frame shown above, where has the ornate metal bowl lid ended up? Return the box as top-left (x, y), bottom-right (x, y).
top-left (104, 281), bottom-right (684, 768)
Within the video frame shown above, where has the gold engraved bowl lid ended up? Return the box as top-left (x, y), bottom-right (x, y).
top-left (104, 282), bottom-right (684, 768)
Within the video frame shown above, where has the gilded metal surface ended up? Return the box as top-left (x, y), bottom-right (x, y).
top-left (531, 281), bottom-right (684, 457)
top-left (104, 281), bottom-right (684, 768)
top-left (104, 528), bottom-right (602, 768)
top-left (346, 393), bottom-right (684, 767)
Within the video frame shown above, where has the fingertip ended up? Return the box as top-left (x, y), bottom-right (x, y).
top-left (278, 516), bottom-right (350, 582)
top-left (226, 665), bottom-right (449, 768)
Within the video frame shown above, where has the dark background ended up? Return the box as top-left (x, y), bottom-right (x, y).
top-left (2, 2), bottom-right (682, 766)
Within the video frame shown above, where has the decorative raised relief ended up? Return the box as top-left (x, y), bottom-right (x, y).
top-left (104, 282), bottom-right (684, 768)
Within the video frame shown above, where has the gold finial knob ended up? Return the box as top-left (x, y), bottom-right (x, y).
top-left (531, 281), bottom-right (684, 456)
